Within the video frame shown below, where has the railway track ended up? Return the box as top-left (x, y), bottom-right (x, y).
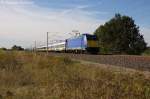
top-left (47, 52), bottom-right (150, 71)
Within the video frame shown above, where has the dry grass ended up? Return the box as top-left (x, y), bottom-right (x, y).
top-left (0, 50), bottom-right (150, 99)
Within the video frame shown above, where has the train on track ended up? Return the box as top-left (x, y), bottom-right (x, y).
top-left (38, 34), bottom-right (99, 54)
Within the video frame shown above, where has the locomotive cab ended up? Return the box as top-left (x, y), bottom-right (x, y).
top-left (83, 34), bottom-right (99, 54)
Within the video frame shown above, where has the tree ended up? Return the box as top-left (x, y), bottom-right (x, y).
top-left (94, 14), bottom-right (147, 55)
top-left (11, 45), bottom-right (24, 51)
top-left (0, 47), bottom-right (7, 51)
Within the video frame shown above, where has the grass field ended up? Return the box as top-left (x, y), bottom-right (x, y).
top-left (0, 51), bottom-right (150, 99)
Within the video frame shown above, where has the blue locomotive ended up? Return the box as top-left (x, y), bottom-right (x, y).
top-left (66, 34), bottom-right (99, 54)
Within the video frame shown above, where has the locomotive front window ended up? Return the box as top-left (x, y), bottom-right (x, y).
top-left (86, 35), bottom-right (98, 40)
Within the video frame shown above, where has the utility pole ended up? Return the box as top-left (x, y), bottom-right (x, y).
top-left (34, 41), bottom-right (37, 52)
top-left (47, 32), bottom-right (49, 54)
top-left (30, 45), bottom-right (33, 53)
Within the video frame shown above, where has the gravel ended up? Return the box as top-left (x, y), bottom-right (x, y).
top-left (48, 53), bottom-right (150, 71)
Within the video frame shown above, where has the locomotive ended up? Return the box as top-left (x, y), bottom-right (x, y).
top-left (66, 34), bottom-right (99, 54)
top-left (38, 34), bottom-right (99, 54)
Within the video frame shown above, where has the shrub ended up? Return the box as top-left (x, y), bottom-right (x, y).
top-left (11, 45), bottom-right (24, 51)
top-left (0, 52), bottom-right (22, 71)
top-left (142, 48), bottom-right (150, 56)
top-left (63, 57), bottom-right (74, 65)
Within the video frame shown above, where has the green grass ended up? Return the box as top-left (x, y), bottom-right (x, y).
top-left (143, 49), bottom-right (150, 56)
top-left (0, 51), bottom-right (150, 99)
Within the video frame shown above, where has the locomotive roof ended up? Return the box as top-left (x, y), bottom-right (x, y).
top-left (68, 33), bottom-right (95, 39)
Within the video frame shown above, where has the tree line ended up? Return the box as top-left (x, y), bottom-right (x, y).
top-left (0, 45), bottom-right (24, 51)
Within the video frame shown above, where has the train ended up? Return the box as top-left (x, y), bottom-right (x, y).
top-left (38, 34), bottom-right (99, 54)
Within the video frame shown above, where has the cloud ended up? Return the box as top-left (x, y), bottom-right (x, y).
top-left (0, 0), bottom-right (33, 5)
top-left (0, 0), bottom-right (104, 48)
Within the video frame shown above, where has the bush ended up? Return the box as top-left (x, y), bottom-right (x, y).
top-left (63, 57), bottom-right (74, 65)
top-left (0, 47), bottom-right (7, 51)
top-left (0, 52), bottom-right (22, 71)
top-left (11, 45), bottom-right (24, 51)
top-left (143, 48), bottom-right (150, 56)
top-left (99, 47), bottom-right (112, 54)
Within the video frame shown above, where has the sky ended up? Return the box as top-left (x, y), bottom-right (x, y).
top-left (0, 0), bottom-right (150, 48)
